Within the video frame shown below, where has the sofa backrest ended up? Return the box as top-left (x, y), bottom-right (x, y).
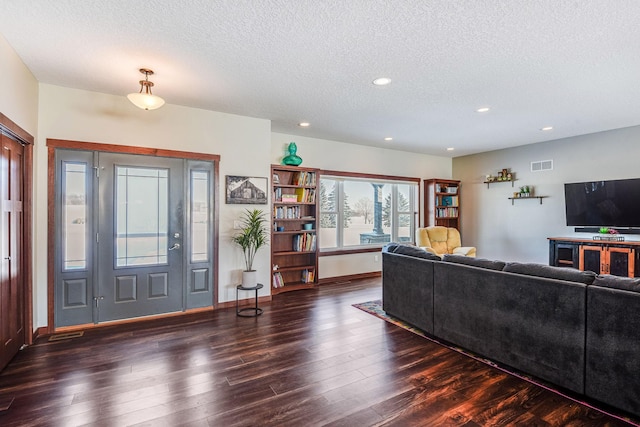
top-left (503, 262), bottom-right (597, 285)
top-left (442, 254), bottom-right (505, 271)
top-left (382, 242), bottom-right (441, 261)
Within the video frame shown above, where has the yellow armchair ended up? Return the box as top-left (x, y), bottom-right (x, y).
top-left (415, 226), bottom-right (476, 258)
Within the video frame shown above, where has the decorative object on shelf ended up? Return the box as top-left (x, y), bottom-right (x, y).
top-left (225, 175), bottom-right (268, 204)
top-left (484, 169), bottom-right (516, 187)
top-left (127, 68), bottom-right (165, 110)
top-left (594, 227), bottom-right (624, 241)
top-left (282, 142), bottom-right (303, 166)
top-left (519, 185), bottom-right (532, 197)
top-left (232, 209), bottom-right (269, 287)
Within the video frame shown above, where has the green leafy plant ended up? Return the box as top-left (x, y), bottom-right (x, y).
top-left (232, 209), bottom-right (269, 271)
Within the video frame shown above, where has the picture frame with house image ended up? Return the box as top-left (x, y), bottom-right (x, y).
top-left (225, 175), bottom-right (268, 204)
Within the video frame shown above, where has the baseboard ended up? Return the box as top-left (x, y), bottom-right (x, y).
top-left (217, 295), bottom-right (272, 310)
top-left (318, 271), bottom-right (381, 285)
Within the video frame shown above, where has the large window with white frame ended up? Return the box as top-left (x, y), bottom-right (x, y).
top-left (319, 173), bottom-right (419, 251)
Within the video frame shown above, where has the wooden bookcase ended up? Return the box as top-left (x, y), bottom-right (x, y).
top-left (271, 165), bottom-right (319, 294)
top-left (424, 179), bottom-right (460, 229)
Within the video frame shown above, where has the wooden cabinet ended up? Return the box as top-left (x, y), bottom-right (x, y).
top-left (579, 245), bottom-right (634, 277)
top-left (271, 165), bottom-right (319, 294)
top-left (424, 179), bottom-right (460, 229)
top-left (548, 237), bottom-right (638, 277)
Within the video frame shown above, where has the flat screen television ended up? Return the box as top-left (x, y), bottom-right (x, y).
top-left (564, 178), bottom-right (640, 227)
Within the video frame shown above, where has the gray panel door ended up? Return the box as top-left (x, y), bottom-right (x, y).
top-left (96, 153), bottom-right (184, 322)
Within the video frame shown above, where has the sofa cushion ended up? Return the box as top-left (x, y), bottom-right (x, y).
top-left (592, 274), bottom-right (640, 292)
top-left (442, 254), bottom-right (505, 271)
top-left (503, 262), bottom-right (596, 284)
top-left (382, 243), bottom-right (441, 261)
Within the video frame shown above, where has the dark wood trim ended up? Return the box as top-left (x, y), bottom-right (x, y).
top-left (320, 246), bottom-right (383, 256)
top-left (47, 145), bottom-right (56, 333)
top-left (47, 139), bottom-right (222, 332)
top-left (46, 139), bottom-right (221, 162)
top-left (319, 168), bottom-right (420, 183)
top-left (32, 326), bottom-right (48, 341)
top-left (0, 112), bottom-right (34, 145)
top-left (318, 271), bottom-right (381, 284)
top-left (52, 307), bottom-right (218, 334)
top-left (22, 140), bottom-right (34, 344)
top-left (213, 164), bottom-right (220, 308)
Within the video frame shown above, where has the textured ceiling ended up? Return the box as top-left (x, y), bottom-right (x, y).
top-left (2, 0), bottom-right (640, 157)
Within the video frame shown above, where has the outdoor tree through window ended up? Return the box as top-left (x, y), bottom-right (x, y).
top-left (319, 174), bottom-right (418, 250)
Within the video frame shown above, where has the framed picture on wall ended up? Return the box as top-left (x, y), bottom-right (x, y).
top-left (225, 175), bottom-right (268, 204)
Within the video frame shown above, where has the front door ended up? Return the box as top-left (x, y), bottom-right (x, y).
top-left (0, 134), bottom-right (25, 370)
top-left (54, 147), bottom-right (215, 328)
top-left (96, 153), bottom-right (184, 322)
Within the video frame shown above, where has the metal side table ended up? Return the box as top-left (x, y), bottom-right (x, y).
top-left (236, 283), bottom-right (263, 317)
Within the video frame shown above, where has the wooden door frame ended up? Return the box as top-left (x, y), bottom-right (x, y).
top-left (46, 139), bottom-right (220, 333)
top-left (0, 113), bottom-right (34, 345)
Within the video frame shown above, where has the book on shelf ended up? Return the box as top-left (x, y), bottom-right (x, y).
top-left (294, 187), bottom-right (316, 203)
top-left (292, 233), bottom-right (317, 252)
top-left (292, 171), bottom-right (316, 186)
top-left (440, 195), bottom-right (459, 207)
top-left (301, 268), bottom-right (315, 283)
top-left (274, 205), bottom-right (301, 219)
top-left (273, 271), bottom-right (284, 288)
top-left (436, 207), bottom-right (458, 218)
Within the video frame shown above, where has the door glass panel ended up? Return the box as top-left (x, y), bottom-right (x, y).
top-left (116, 166), bottom-right (168, 267)
top-left (63, 162), bottom-right (87, 270)
top-left (190, 170), bottom-right (209, 262)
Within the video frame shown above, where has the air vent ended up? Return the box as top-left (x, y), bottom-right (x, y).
top-left (531, 159), bottom-right (553, 172)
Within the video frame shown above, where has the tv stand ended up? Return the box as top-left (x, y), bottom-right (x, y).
top-left (549, 237), bottom-right (639, 277)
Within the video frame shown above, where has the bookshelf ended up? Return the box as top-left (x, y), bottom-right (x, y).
top-left (424, 179), bottom-right (460, 229)
top-left (271, 164), bottom-right (319, 294)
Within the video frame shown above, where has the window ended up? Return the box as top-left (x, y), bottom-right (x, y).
top-left (319, 174), bottom-right (419, 251)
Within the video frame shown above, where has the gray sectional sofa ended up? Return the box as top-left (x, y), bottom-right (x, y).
top-left (382, 243), bottom-right (640, 419)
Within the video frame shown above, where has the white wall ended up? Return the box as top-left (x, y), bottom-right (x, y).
top-left (271, 133), bottom-right (452, 279)
top-left (35, 84), bottom-right (271, 327)
top-left (453, 125), bottom-right (640, 263)
top-left (0, 33), bottom-right (38, 135)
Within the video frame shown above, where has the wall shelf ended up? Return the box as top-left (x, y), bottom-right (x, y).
top-left (484, 179), bottom-right (517, 188)
top-left (508, 196), bottom-right (547, 205)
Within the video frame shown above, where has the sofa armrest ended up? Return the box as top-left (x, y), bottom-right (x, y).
top-left (453, 246), bottom-right (476, 257)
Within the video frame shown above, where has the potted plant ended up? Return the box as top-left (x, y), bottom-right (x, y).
top-left (232, 209), bottom-right (269, 287)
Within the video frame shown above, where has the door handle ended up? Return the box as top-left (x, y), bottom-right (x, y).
top-left (168, 243), bottom-right (181, 251)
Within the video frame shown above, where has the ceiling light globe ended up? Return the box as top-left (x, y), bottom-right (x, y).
top-left (127, 93), bottom-right (165, 111)
top-left (373, 77), bottom-right (392, 86)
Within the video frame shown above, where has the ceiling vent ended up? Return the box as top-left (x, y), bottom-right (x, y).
top-left (531, 159), bottom-right (553, 172)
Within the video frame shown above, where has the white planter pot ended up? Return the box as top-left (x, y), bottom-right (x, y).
top-left (242, 270), bottom-right (257, 288)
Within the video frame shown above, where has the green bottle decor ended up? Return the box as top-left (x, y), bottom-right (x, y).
top-left (282, 142), bottom-right (303, 166)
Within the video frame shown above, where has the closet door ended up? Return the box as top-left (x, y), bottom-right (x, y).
top-left (0, 134), bottom-right (25, 370)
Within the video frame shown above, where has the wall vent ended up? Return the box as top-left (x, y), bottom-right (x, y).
top-left (531, 159), bottom-right (553, 172)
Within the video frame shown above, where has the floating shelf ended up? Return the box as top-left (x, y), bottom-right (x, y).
top-left (508, 196), bottom-right (547, 205)
top-left (484, 179), bottom-right (517, 188)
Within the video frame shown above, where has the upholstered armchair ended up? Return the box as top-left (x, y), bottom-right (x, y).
top-left (415, 226), bottom-right (476, 257)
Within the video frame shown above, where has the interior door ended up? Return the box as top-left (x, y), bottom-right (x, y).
top-left (0, 134), bottom-right (24, 370)
top-left (96, 153), bottom-right (184, 322)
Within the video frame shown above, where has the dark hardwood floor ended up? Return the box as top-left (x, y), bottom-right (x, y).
top-left (0, 278), bottom-right (638, 426)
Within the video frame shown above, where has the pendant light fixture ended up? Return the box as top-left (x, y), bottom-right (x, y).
top-left (127, 68), bottom-right (165, 110)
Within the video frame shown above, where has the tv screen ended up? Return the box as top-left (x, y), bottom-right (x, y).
top-left (564, 178), bottom-right (640, 227)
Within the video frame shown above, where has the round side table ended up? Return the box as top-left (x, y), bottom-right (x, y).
top-left (236, 283), bottom-right (264, 317)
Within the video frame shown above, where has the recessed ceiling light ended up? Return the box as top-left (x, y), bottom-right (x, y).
top-left (541, 126), bottom-right (553, 131)
top-left (384, 137), bottom-right (393, 141)
top-left (298, 122), bottom-right (310, 127)
top-left (446, 147), bottom-right (455, 151)
top-left (372, 77), bottom-right (392, 86)
top-left (476, 107), bottom-right (490, 113)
